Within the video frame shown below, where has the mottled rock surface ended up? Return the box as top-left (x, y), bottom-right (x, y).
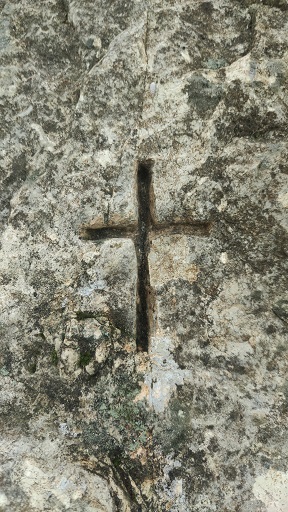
top-left (1, 0), bottom-right (288, 510)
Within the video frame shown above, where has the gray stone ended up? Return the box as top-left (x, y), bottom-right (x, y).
top-left (0, 0), bottom-right (288, 510)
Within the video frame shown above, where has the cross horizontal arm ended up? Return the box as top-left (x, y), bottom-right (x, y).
top-left (79, 225), bottom-right (137, 240)
top-left (80, 221), bottom-right (211, 241)
top-left (151, 221), bottom-right (211, 237)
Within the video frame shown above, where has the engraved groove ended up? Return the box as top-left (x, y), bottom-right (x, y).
top-left (80, 160), bottom-right (211, 352)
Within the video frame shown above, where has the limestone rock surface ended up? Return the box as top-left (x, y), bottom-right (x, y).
top-left (1, 0), bottom-right (288, 511)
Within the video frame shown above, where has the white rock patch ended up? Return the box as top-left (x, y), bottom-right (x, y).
top-left (144, 336), bottom-right (190, 414)
top-left (253, 469), bottom-right (288, 512)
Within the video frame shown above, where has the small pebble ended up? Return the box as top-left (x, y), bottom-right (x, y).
top-left (150, 82), bottom-right (156, 95)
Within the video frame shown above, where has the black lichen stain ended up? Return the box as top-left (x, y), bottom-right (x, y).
top-left (78, 351), bottom-right (93, 368)
top-left (184, 75), bottom-right (223, 116)
top-left (51, 349), bottom-right (58, 366)
top-left (273, 299), bottom-right (288, 323)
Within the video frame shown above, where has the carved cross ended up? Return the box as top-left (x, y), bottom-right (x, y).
top-left (80, 161), bottom-right (211, 352)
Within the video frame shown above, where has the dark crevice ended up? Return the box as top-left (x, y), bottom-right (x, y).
top-left (80, 225), bottom-right (136, 240)
top-left (152, 221), bottom-right (212, 237)
top-left (57, 0), bottom-right (70, 24)
top-left (135, 160), bottom-right (153, 353)
top-left (81, 221), bottom-right (211, 241)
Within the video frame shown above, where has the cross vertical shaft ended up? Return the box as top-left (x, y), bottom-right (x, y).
top-left (136, 161), bottom-right (153, 352)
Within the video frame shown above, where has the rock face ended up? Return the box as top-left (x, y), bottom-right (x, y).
top-left (1, 0), bottom-right (288, 510)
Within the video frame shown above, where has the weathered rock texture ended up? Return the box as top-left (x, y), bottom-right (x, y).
top-left (1, 0), bottom-right (288, 510)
